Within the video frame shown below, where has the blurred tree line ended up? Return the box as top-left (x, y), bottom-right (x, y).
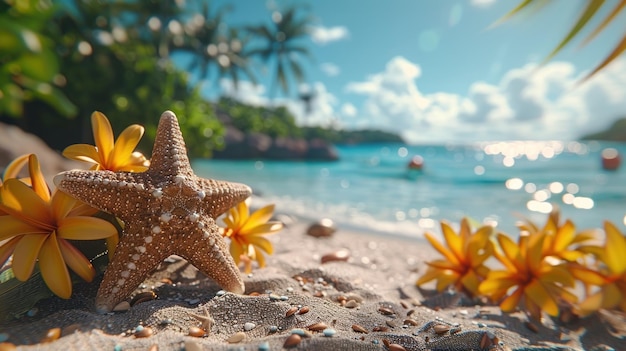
top-left (0, 0), bottom-right (319, 158)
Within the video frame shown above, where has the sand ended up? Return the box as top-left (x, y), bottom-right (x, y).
top-left (1, 215), bottom-right (625, 351)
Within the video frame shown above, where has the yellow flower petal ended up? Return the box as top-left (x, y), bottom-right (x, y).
top-left (241, 204), bottom-right (276, 233)
top-left (460, 269), bottom-right (481, 296)
top-left (110, 124), bottom-right (145, 170)
top-left (62, 144), bottom-right (101, 165)
top-left (229, 241), bottom-right (244, 265)
top-left (577, 290), bottom-right (605, 316)
top-left (441, 221), bottom-right (464, 263)
top-left (58, 237), bottom-right (96, 282)
top-left (2, 154), bottom-right (30, 181)
top-left (0, 215), bottom-right (46, 241)
top-left (249, 236), bottom-right (273, 255)
top-left (497, 234), bottom-right (523, 272)
top-left (106, 234), bottom-right (119, 259)
top-left (0, 236), bottom-right (20, 267)
top-left (57, 216), bottom-right (117, 240)
top-left (91, 111), bottom-right (115, 167)
top-left (416, 267), bottom-right (441, 286)
top-left (246, 222), bottom-right (283, 236)
top-left (525, 279), bottom-right (559, 316)
top-left (500, 286), bottom-right (523, 312)
top-left (569, 264), bottom-right (608, 285)
top-left (435, 271), bottom-right (460, 291)
top-left (426, 259), bottom-right (464, 271)
top-left (479, 275), bottom-right (518, 295)
top-left (553, 219), bottom-right (575, 252)
top-left (0, 179), bottom-right (54, 230)
top-left (604, 221), bottom-right (626, 274)
top-left (27, 154), bottom-right (51, 203)
top-left (12, 233), bottom-right (47, 281)
top-left (253, 246), bottom-right (267, 268)
top-left (600, 282), bottom-right (622, 309)
top-left (51, 190), bottom-right (78, 220)
top-left (424, 232), bottom-right (460, 266)
top-left (39, 233), bottom-right (72, 299)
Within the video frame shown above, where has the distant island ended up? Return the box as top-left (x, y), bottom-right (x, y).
top-left (580, 118), bottom-right (626, 142)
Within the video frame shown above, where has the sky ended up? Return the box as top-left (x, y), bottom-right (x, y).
top-left (180, 0), bottom-right (626, 144)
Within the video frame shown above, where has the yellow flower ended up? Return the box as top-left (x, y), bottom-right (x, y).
top-left (222, 199), bottom-right (283, 274)
top-left (0, 154), bottom-right (118, 299)
top-left (570, 221), bottom-right (626, 316)
top-left (62, 111), bottom-right (149, 172)
top-left (516, 207), bottom-right (598, 262)
top-left (416, 218), bottom-right (494, 297)
top-left (479, 232), bottom-right (578, 321)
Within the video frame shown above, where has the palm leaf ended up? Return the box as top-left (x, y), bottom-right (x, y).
top-left (581, 0), bottom-right (626, 46)
top-left (582, 33), bottom-right (626, 82)
top-left (489, 0), bottom-right (536, 29)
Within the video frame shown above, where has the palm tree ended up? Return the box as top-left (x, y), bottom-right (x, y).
top-left (246, 6), bottom-right (314, 100)
top-left (497, 0), bottom-right (626, 81)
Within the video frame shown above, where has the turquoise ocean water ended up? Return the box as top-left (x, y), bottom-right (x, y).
top-left (194, 141), bottom-right (626, 238)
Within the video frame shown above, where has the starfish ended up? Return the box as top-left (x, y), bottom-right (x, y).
top-left (54, 111), bottom-right (251, 313)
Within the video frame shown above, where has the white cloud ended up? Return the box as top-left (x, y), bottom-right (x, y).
top-left (344, 56), bottom-right (626, 143)
top-left (341, 103), bottom-right (357, 118)
top-left (320, 62), bottom-right (340, 77)
top-left (309, 25), bottom-right (350, 45)
top-left (470, 0), bottom-right (497, 8)
top-left (220, 79), bottom-right (268, 106)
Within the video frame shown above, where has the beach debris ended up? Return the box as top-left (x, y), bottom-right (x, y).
top-left (258, 341), bottom-right (270, 351)
top-left (322, 328), bottom-right (336, 337)
top-left (351, 324), bottom-right (368, 334)
top-left (216, 290), bottom-right (227, 297)
top-left (372, 326), bottom-right (390, 332)
top-left (188, 327), bottom-right (205, 337)
top-left (290, 328), bottom-right (312, 338)
top-left (283, 334), bottom-right (302, 348)
top-left (285, 306), bottom-right (298, 317)
top-left (306, 218), bottom-right (336, 238)
top-left (403, 319), bottom-right (419, 326)
top-left (321, 249), bottom-right (350, 264)
top-left (269, 326), bottom-right (279, 333)
top-left (378, 306), bottom-right (395, 315)
top-left (433, 324), bottom-right (451, 335)
top-left (130, 291), bottom-right (157, 306)
top-left (244, 322), bottom-right (256, 331)
top-left (298, 306), bottom-right (310, 314)
top-left (53, 111), bottom-right (250, 313)
top-left (40, 328), bottom-right (61, 343)
top-left (307, 322), bottom-right (328, 331)
top-left (226, 331), bottom-right (246, 343)
top-left (183, 341), bottom-right (202, 351)
top-left (112, 301), bottom-right (131, 312)
top-left (344, 299), bottom-right (359, 308)
top-left (134, 326), bottom-right (153, 338)
top-left (384, 341), bottom-right (408, 351)
top-left (269, 293), bottom-right (282, 301)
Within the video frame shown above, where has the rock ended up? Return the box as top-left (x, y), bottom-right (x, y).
top-left (306, 138), bottom-right (339, 161)
top-left (266, 137), bottom-right (308, 159)
top-left (213, 127), bottom-right (271, 159)
top-left (306, 218), bottom-right (336, 238)
top-left (0, 122), bottom-right (84, 183)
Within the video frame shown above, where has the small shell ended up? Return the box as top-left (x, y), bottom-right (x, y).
top-left (378, 307), bottom-right (394, 315)
top-left (297, 306), bottom-right (310, 315)
top-left (351, 324), bottom-right (368, 334)
top-left (226, 331), bottom-right (246, 343)
top-left (131, 291), bottom-right (157, 306)
top-left (244, 322), bottom-right (256, 331)
top-left (285, 306), bottom-right (298, 317)
top-left (372, 326), bottom-right (389, 332)
top-left (403, 319), bottom-right (419, 326)
top-left (388, 344), bottom-right (408, 351)
top-left (321, 249), bottom-right (350, 264)
top-left (307, 322), bottom-right (328, 331)
top-left (188, 327), bottom-right (205, 337)
top-left (134, 327), bottom-right (153, 338)
top-left (41, 328), bottom-right (61, 343)
top-left (433, 324), bottom-right (450, 335)
top-left (344, 300), bottom-right (359, 308)
top-left (113, 301), bottom-right (131, 312)
top-left (283, 334), bottom-right (302, 348)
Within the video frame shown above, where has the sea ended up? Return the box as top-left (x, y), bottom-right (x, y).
top-left (193, 140), bottom-right (626, 239)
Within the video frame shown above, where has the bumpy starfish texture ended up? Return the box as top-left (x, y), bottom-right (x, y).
top-left (54, 111), bottom-right (251, 313)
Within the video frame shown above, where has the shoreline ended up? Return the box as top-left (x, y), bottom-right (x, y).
top-left (1, 215), bottom-right (624, 350)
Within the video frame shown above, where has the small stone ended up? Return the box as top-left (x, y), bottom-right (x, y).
top-left (216, 290), bottom-right (227, 297)
top-left (306, 218), bottom-right (336, 238)
top-left (344, 300), bottom-right (359, 308)
top-left (134, 326), bottom-right (153, 338)
top-left (188, 327), bottom-right (205, 337)
top-left (244, 322), bottom-right (256, 331)
top-left (285, 306), bottom-right (298, 317)
top-left (290, 328), bottom-right (311, 337)
top-left (41, 328), bottom-right (61, 343)
top-left (113, 301), bottom-right (131, 312)
top-left (113, 344), bottom-right (122, 351)
top-left (388, 344), bottom-right (408, 351)
top-left (130, 291), bottom-right (157, 306)
top-left (269, 326), bottom-right (279, 333)
top-left (227, 331), bottom-right (246, 343)
top-left (378, 306), bottom-right (394, 315)
top-left (187, 298), bottom-right (200, 305)
top-left (269, 294), bottom-right (281, 301)
top-left (258, 341), bottom-right (270, 351)
top-left (351, 324), bottom-right (368, 334)
top-left (297, 306), bottom-right (310, 314)
top-left (321, 249), bottom-right (350, 264)
top-left (283, 334), bottom-right (302, 348)
top-left (280, 295), bottom-right (289, 301)
top-left (322, 328), bottom-right (336, 337)
top-left (307, 322), bottom-right (328, 331)
top-left (433, 324), bottom-right (450, 335)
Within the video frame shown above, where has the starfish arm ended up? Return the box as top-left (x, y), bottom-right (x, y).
top-left (178, 220), bottom-right (245, 294)
top-left (198, 178), bottom-right (252, 218)
top-left (94, 222), bottom-right (171, 313)
top-left (149, 111), bottom-right (194, 178)
top-left (53, 171), bottom-right (154, 218)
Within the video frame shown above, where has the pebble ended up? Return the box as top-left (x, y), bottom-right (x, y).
top-left (297, 306), bottom-right (310, 314)
top-left (269, 294), bottom-right (281, 301)
top-left (283, 334), bottom-right (302, 348)
top-left (227, 331), bottom-right (246, 343)
top-left (388, 344), bottom-right (408, 351)
top-left (188, 327), bottom-right (205, 337)
top-left (306, 218), bottom-right (336, 237)
top-left (351, 324), bottom-right (368, 334)
top-left (134, 326), bottom-right (153, 338)
top-left (344, 300), bottom-right (359, 308)
top-left (258, 341), bottom-right (270, 351)
top-left (113, 345), bottom-right (122, 351)
top-left (321, 249), bottom-right (350, 264)
top-left (285, 306), bottom-right (298, 317)
top-left (244, 322), bottom-right (256, 331)
top-left (216, 290), bottom-right (227, 297)
top-left (130, 291), bottom-right (157, 306)
top-left (269, 326), bottom-right (279, 333)
top-left (307, 322), bottom-right (328, 331)
top-left (280, 295), bottom-right (289, 301)
top-left (41, 328), bottom-right (61, 343)
top-left (26, 308), bottom-right (38, 317)
top-left (184, 341), bottom-right (202, 351)
top-left (322, 328), bottom-right (336, 337)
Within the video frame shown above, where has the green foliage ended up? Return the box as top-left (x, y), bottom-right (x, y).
top-left (217, 97), bottom-right (302, 138)
top-left (580, 117), bottom-right (626, 142)
top-left (0, 0), bottom-right (76, 117)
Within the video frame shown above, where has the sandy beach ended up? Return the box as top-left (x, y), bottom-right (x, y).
top-left (1, 211), bottom-right (624, 351)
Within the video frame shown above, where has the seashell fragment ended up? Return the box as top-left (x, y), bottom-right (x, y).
top-left (306, 218), bottom-right (336, 237)
top-left (283, 334), bottom-right (302, 348)
top-left (307, 322), bottom-right (328, 331)
top-left (188, 327), bottom-right (205, 337)
top-left (351, 324), bottom-right (368, 333)
top-left (321, 249), bottom-right (350, 264)
top-left (130, 291), bottom-right (157, 306)
top-left (134, 326), bottom-right (153, 338)
top-left (226, 331), bottom-right (246, 343)
top-left (285, 306), bottom-right (298, 317)
top-left (297, 306), bottom-right (310, 315)
top-left (433, 324), bottom-right (450, 335)
top-left (388, 344), bottom-right (408, 351)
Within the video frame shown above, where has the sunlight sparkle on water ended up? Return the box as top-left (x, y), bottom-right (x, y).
top-left (573, 197), bottom-right (594, 210)
top-left (527, 200), bottom-right (553, 214)
top-left (505, 177), bottom-right (524, 190)
top-left (524, 183), bottom-right (537, 193)
top-left (533, 189), bottom-right (551, 202)
top-left (474, 165), bottom-right (485, 175)
top-left (549, 182), bottom-right (564, 194)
